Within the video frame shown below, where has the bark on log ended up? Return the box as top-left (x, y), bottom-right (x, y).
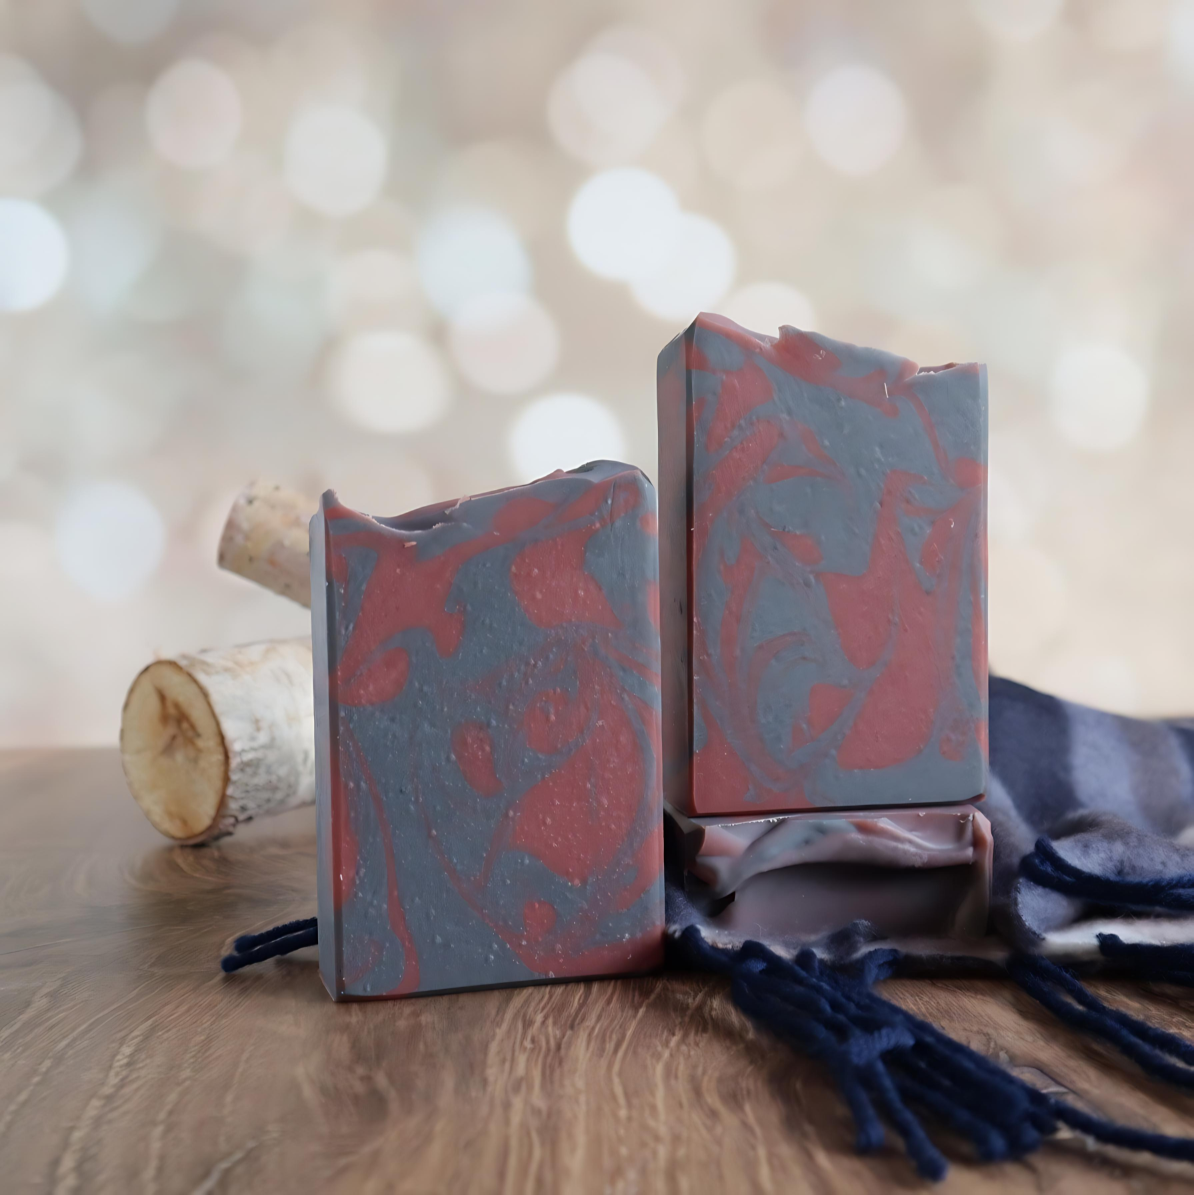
top-left (120, 639), bottom-right (315, 844)
top-left (218, 480), bottom-right (314, 607)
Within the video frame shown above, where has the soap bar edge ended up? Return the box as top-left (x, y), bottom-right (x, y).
top-left (310, 497), bottom-right (344, 1002)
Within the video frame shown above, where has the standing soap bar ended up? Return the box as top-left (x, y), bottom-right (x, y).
top-left (658, 315), bottom-right (987, 816)
top-left (311, 462), bottom-right (664, 1000)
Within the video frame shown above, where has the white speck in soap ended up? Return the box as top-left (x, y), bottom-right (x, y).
top-left (435, 934), bottom-right (443, 944)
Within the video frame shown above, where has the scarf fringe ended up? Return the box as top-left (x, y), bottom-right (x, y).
top-left (220, 917), bottom-right (318, 973)
top-left (1021, 837), bottom-right (1194, 913)
top-left (678, 925), bottom-right (1194, 1180)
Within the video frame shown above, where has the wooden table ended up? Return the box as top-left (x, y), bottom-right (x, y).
top-left (3, 750), bottom-right (1194, 1193)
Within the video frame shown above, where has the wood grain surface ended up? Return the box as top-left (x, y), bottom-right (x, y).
top-left (3, 749), bottom-right (1194, 1194)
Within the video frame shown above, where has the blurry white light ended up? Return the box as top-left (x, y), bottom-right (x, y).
top-left (701, 79), bottom-right (803, 191)
top-left (1031, 113), bottom-right (1121, 190)
top-left (1090, 0), bottom-right (1166, 52)
top-left (126, 234), bottom-right (221, 324)
top-left (1038, 653), bottom-right (1142, 715)
top-left (589, 26), bottom-right (685, 110)
top-left (330, 330), bottom-right (453, 433)
top-left (1050, 343), bottom-right (1148, 452)
top-left (86, 84), bottom-right (148, 169)
top-left (326, 248), bottom-right (421, 330)
top-left (0, 73), bottom-right (53, 171)
top-left (908, 223), bottom-right (986, 290)
top-left (146, 59), bottom-right (242, 171)
top-left (284, 104), bottom-right (388, 218)
top-left (436, 139), bottom-right (556, 241)
top-left (971, 269), bottom-right (1058, 384)
top-left (630, 213), bottom-right (737, 322)
top-left (969, 0), bottom-right (1065, 41)
top-left (449, 292), bottom-right (559, 395)
top-left (0, 521), bottom-right (53, 579)
top-left (62, 352), bottom-right (176, 461)
top-left (987, 542), bottom-right (1068, 672)
top-left (193, 153), bottom-right (293, 257)
top-left (567, 168), bottom-right (680, 282)
top-left (0, 199), bottom-right (69, 312)
top-left (804, 65), bottom-right (906, 177)
top-left (415, 206), bottom-right (531, 318)
top-left (68, 188), bottom-right (161, 313)
top-left (509, 393), bottom-right (627, 483)
top-left (0, 60), bottom-right (82, 197)
top-left (1169, 0), bottom-right (1194, 85)
top-left (222, 266), bottom-right (326, 381)
top-left (722, 281), bottom-right (817, 334)
top-left (81, 0), bottom-right (178, 45)
top-left (271, 21), bottom-right (369, 110)
top-left (986, 465), bottom-right (1033, 544)
top-left (547, 26), bottom-right (683, 167)
top-left (548, 51), bottom-right (672, 166)
top-left (54, 481), bottom-right (165, 602)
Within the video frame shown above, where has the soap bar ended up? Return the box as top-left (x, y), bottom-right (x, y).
top-left (311, 461), bottom-right (664, 1000)
top-left (658, 315), bottom-right (987, 816)
top-left (674, 804), bottom-right (992, 943)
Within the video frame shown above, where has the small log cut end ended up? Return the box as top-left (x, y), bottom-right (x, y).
top-left (121, 660), bottom-right (229, 842)
top-left (120, 639), bottom-right (316, 845)
top-left (218, 480), bottom-right (314, 608)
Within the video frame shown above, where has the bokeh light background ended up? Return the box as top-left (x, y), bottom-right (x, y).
top-left (1, 0), bottom-right (1192, 745)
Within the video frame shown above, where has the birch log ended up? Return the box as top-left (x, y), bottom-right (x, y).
top-left (120, 639), bottom-right (315, 844)
top-left (217, 480), bottom-right (314, 607)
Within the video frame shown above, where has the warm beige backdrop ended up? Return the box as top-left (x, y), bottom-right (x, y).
top-left (0, 0), bottom-right (1190, 745)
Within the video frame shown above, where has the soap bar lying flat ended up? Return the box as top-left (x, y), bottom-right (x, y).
top-left (311, 462), bottom-right (664, 1000)
top-left (673, 804), bottom-right (992, 943)
top-left (658, 315), bottom-right (988, 816)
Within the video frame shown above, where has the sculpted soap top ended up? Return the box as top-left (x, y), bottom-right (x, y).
top-left (658, 315), bottom-right (988, 816)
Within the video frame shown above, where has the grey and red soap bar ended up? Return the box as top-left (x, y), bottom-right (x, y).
top-left (312, 461), bottom-right (664, 999)
top-left (311, 316), bottom-right (989, 1000)
top-left (658, 315), bottom-right (987, 817)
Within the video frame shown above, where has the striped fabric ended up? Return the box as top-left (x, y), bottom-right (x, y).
top-left (667, 676), bottom-right (1194, 960)
top-left (988, 677), bottom-right (1194, 946)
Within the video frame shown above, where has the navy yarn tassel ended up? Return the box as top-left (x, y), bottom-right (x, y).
top-left (1097, 933), bottom-right (1194, 985)
top-left (221, 917), bottom-right (318, 973)
top-left (1020, 837), bottom-right (1194, 913)
top-left (1010, 837), bottom-right (1194, 1079)
top-left (679, 926), bottom-right (1194, 1180)
top-left (1008, 951), bottom-right (1194, 1089)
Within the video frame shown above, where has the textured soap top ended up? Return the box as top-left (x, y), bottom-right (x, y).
top-left (311, 461), bottom-right (664, 999)
top-left (658, 314), bottom-right (988, 816)
top-left (688, 805), bottom-right (989, 898)
top-left (671, 803), bottom-right (993, 943)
